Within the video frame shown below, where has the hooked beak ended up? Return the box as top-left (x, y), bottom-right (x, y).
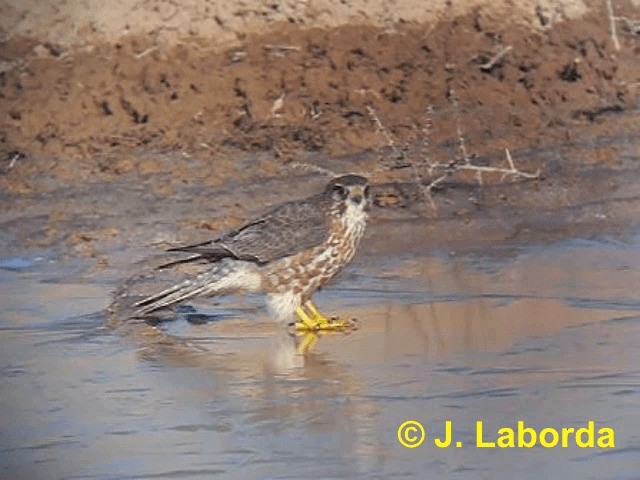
top-left (349, 185), bottom-right (367, 206)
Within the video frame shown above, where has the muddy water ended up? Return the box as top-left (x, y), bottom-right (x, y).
top-left (1, 235), bottom-right (639, 479)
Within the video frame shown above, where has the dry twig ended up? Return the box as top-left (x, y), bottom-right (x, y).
top-left (366, 100), bottom-right (540, 214)
top-left (270, 93), bottom-right (285, 117)
top-left (135, 46), bottom-right (159, 59)
top-left (366, 106), bottom-right (398, 153)
top-left (479, 45), bottom-right (513, 71)
top-left (447, 88), bottom-right (481, 187)
top-left (417, 149), bottom-right (540, 185)
top-left (263, 45), bottom-right (300, 57)
top-left (8, 153), bottom-right (20, 170)
top-left (606, 0), bottom-right (621, 51)
top-left (414, 107), bottom-right (440, 209)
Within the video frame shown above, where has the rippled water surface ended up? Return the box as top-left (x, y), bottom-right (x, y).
top-left (1, 235), bottom-right (639, 479)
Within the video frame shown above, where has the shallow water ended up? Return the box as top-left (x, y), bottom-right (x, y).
top-left (1, 235), bottom-right (639, 479)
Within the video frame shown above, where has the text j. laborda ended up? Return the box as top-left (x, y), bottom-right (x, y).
top-left (397, 420), bottom-right (615, 449)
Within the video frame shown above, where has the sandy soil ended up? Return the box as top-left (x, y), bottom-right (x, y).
top-left (1, 0), bottom-right (594, 47)
top-left (0, 0), bottom-right (639, 256)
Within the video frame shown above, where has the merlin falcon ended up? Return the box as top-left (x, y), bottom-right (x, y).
top-left (134, 174), bottom-right (370, 333)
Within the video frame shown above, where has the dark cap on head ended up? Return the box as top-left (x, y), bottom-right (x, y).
top-left (326, 174), bottom-right (368, 190)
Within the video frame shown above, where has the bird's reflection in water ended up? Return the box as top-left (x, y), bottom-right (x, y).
top-left (291, 328), bottom-right (359, 354)
top-left (122, 313), bottom-right (381, 471)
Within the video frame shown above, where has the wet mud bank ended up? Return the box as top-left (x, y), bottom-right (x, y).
top-left (1, 2), bottom-right (639, 266)
top-left (1, 2), bottom-right (639, 194)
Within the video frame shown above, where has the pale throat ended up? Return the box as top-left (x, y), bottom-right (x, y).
top-left (340, 201), bottom-right (368, 239)
top-left (324, 201), bottom-right (367, 265)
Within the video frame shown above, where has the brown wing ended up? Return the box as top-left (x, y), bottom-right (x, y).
top-left (167, 193), bottom-right (332, 265)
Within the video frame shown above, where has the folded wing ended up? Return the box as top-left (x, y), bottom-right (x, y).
top-left (165, 194), bottom-right (331, 266)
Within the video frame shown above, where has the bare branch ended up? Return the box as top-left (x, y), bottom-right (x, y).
top-left (135, 46), bottom-right (158, 59)
top-left (366, 105), bottom-right (399, 154)
top-left (606, 0), bottom-right (621, 51)
top-left (270, 93), bottom-right (285, 117)
top-left (263, 45), bottom-right (300, 56)
top-left (447, 89), bottom-right (470, 164)
top-left (367, 98), bottom-right (539, 217)
top-left (505, 148), bottom-right (516, 171)
top-left (479, 45), bottom-right (513, 71)
top-left (412, 157), bottom-right (540, 180)
top-left (8, 153), bottom-right (20, 169)
top-left (412, 107), bottom-right (439, 210)
top-left (447, 163), bottom-right (540, 179)
top-left (423, 174), bottom-right (448, 210)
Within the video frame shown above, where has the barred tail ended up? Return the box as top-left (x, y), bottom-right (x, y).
top-left (132, 280), bottom-right (208, 316)
top-left (132, 260), bottom-right (261, 316)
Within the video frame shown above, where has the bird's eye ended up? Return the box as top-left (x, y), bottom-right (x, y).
top-left (332, 184), bottom-right (347, 197)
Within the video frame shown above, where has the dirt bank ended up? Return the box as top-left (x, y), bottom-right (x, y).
top-left (0, 1), bottom-right (639, 258)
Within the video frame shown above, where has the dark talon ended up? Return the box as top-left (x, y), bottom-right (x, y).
top-left (347, 317), bottom-right (360, 331)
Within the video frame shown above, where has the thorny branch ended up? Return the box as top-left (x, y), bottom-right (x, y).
top-left (367, 102), bottom-right (540, 212)
top-left (414, 151), bottom-right (541, 180)
top-left (365, 104), bottom-right (404, 161)
top-left (286, 97), bottom-right (540, 213)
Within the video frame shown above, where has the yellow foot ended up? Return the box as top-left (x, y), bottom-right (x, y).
top-left (288, 301), bottom-right (359, 353)
top-left (293, 301), bottom-right (354, 333)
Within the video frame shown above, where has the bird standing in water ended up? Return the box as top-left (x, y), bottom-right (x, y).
top-left (134, 174), bottom-right (370, 334)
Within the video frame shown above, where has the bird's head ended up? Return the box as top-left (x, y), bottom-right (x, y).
top-left (326, 174), bottom-right (370, 212)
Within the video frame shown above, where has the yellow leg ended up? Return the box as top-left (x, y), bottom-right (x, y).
top-left (295, 306), bottom-right (318, 330)
top-left (305, 301), bottom-right (330, 324)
